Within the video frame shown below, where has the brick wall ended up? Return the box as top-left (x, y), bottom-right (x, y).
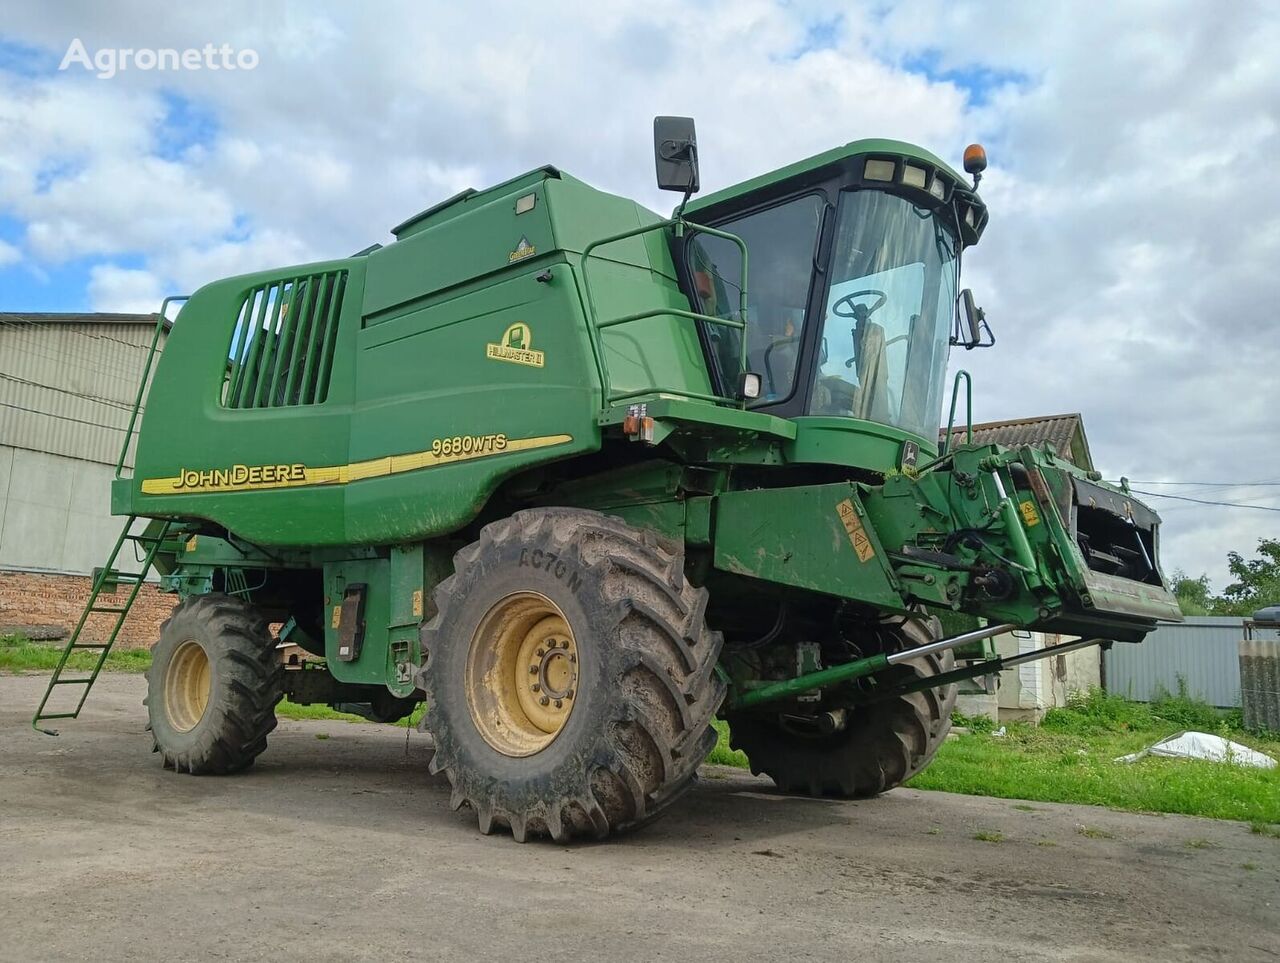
top-left (0, 570), bottom-right (176, 649)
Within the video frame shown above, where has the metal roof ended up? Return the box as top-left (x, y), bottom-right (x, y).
top-left (942, 413), bottom-right (1094, 470)
top-left (0, 311), bottom-right (170, 330)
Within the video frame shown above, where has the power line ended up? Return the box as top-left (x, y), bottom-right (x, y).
top-left (1131, 489), bottom-right (1280, 512)
top-left (1113, 479), bottom-right (1280, 487)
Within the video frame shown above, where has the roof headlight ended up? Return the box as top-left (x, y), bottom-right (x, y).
top-left (928, 176), bottom-right (947, 200)
top-left (902, 164), bottom-right (927, 189)
top-left (864, 159), bottom-right (895, 182)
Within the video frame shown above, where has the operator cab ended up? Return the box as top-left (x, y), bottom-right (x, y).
top-left (661, 119), bottom-right (990, 450)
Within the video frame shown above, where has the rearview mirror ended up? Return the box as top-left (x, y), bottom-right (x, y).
top-left (954, 288), bottom-right (995, 350)
top-left (653, 116), bottom-right (699, 194)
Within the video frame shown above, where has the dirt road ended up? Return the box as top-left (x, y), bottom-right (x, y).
top-left (1, 673), bottom-right (1276, 961)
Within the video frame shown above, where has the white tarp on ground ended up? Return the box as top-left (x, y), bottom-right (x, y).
top-left (1115, 730), bottom-right (1277, 769)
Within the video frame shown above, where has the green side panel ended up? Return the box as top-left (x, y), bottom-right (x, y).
top-left (127, 259), bottom-right (364, 544)
top-left (346, 263), bottom-right (600, 543)
top-left (785, 416), bottom-right (930, 472)
top-left (323, 558), bottom-right (390, 685)
top-left (546, 178), bottom-right (714, 402)
top-left (712, 483), bottom-right (909, 613)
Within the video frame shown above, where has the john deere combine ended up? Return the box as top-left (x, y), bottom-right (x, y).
top-left (35, 117), bottom-right (1180, 841)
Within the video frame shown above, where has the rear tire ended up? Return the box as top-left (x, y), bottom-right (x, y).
top-left (145, 593), bottom-right (282, 774)
top-left (728, 616), bottom-right (955, 797)
top-left (417, 509), bottom-right (725, 842)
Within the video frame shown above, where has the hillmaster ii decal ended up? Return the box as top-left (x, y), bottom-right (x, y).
top-left (140, 432), bottom-right (573, 495)
top-left (485, 322), bottom-right (545, 367)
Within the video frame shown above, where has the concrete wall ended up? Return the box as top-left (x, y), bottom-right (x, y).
top-left (995, 631), bottom-right (1100, 723)
top-left (0, 445), bottom-right (144, 576)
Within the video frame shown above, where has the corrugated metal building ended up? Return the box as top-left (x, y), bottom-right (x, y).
top-left (0, 313), bottom-right (173, 642)
top-left (1105, 616), bottom-right (1280, 708)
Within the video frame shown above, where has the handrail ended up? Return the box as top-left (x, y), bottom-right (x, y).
top-left (576, 217), bottom-right (750, 410)
top-left (942, 369), bottom-right (973, 455)
top-left (115, 295), bottom-right (188, 477)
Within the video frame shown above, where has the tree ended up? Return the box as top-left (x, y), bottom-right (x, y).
top-left (1214, 537), bottom-right (1280, 617)
top-left (1170, 570), bottom-right (1212, 616)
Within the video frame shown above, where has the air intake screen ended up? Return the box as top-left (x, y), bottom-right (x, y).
top-left (223, 271), bottom-right (347, 408)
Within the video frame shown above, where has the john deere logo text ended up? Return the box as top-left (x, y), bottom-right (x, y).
top-left (486, 322), bottom-right (544, 367)
top-left (173, 463), bottom-right (307, 491)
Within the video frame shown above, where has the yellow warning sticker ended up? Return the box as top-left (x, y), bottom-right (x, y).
top-left (1019, 499), bottom-right (1041, 527)
top-left (836, 498), bottom-right (876, 563)
top-left (412, 589), bottom-right (423, 618)
top-left (331, 605), bottom-right (342, 629)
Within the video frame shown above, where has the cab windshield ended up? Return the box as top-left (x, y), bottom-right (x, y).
top-left (811, 190), bottom-right (958, 439)
top-left (687, 187), bottom-right (958, 441)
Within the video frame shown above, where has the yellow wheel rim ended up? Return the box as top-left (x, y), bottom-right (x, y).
top-left (465, 592), bottom-right (580, 757)
top-left (164, 639), bottom-right (211, 733)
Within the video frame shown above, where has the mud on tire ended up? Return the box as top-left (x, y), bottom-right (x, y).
top-left (417, 508), bottom-right (725, 842)
top-left (145, 593), bottom-right (283, 775)
top-left (728, 616), bottom-right (956, 797)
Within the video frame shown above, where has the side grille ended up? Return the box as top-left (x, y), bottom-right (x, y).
top-left (223, 271), bottom-right (347, 408)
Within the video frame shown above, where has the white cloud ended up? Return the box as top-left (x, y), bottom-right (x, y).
top-left (0, 0), bottom-right (1276, 587)
top-left (87, 263), bottom-right (164, 313)
top-left (0, 239), bottom-right (19, 267)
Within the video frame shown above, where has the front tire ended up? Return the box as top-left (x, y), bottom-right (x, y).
top-left (417, 509), bottom-right (725, 842)
top-left (728, 616), bottom-right (956, 797)
top-left (145, 593), bottom-right (282, 774)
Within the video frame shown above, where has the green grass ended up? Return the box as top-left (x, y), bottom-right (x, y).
top-left (708, 719), bottom-right (749, 768)
top-left (0, 634), bottom-right (152, 674)
top-left (908, 689), bottom-right (1280, 824)
top-left (972, 830), bottom-right (1004, 842)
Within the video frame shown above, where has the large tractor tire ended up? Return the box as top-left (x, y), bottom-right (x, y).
top-left (145, 593), bottom-right (282, 774)
top-left (728, 616), bottom-right (956, 797)
top-left (417, 509), bottom-right (725, 842)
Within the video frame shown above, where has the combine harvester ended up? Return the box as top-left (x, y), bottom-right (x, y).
top-left (36, 117), bottom-right (1180, 841)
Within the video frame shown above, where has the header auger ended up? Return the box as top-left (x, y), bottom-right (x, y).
top-left (37, 116), bottom-right (1180, 840)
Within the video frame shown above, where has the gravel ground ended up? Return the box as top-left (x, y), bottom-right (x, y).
top-left (2, 673), bottom-right (1277, 962)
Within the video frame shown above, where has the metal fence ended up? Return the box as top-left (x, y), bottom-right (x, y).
top-left (1104, 616), bottom-right (1280, 708)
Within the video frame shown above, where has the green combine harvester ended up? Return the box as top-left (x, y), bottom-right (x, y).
top-left (35, 117), bottom-right (1180, 841)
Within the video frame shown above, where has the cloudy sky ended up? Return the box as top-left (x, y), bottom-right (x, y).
top-left (1, 1), bottom-right (1276, 589)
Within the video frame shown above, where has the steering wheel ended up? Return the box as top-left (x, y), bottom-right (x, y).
top-left (832, 289), bottom-right (888, 320)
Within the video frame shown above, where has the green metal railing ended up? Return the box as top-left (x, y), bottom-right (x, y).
top-left (115, 296), bottom-right (188, 478)
top-left (576, 217), bottom-right (751, 410)
top-left (941, 369), bottom-right (973, 456)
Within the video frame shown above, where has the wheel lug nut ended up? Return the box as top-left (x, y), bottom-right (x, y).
top-left (569, 655), bottom-right (576, 664)
top-left (536, 648), bottom-right (545, 657)
top-left (540, 696), bottom-right (550, 706)
top-left (528, 665), bottom-right (538, 675)
top-left (554, 699), bottom-right (563, 708)
top-left (565, 689), bottom-right (574, 699)
top-left (531, 683), bottom-right (540, 692)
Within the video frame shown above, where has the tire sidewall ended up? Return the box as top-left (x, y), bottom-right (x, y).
top-left (425, 524), bottom-right (624, 797)
top-left (147, 604), bottom-right (228, 757)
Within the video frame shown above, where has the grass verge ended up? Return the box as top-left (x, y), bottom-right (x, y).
top-left (1, 634), bottom-right (151, 674)
top-left (908, 689), bottom-right (1280, 824)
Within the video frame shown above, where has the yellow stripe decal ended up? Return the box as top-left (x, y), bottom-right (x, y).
top-left (140, 433), bottom-right (574, 495)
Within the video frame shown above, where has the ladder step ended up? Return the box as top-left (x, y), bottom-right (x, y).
top-left (90, 606), bottom-right (129, 614)
top-left (51, 678), bottom-right (94, 686)
top-left (35, 713), bottom-right (79, 721)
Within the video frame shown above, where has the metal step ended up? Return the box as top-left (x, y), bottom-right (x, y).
top-left (32, 516), bottom-right (172, 734)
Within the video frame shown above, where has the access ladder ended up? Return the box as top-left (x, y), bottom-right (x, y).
top-left (31, 517), bottom-right (172, 734)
